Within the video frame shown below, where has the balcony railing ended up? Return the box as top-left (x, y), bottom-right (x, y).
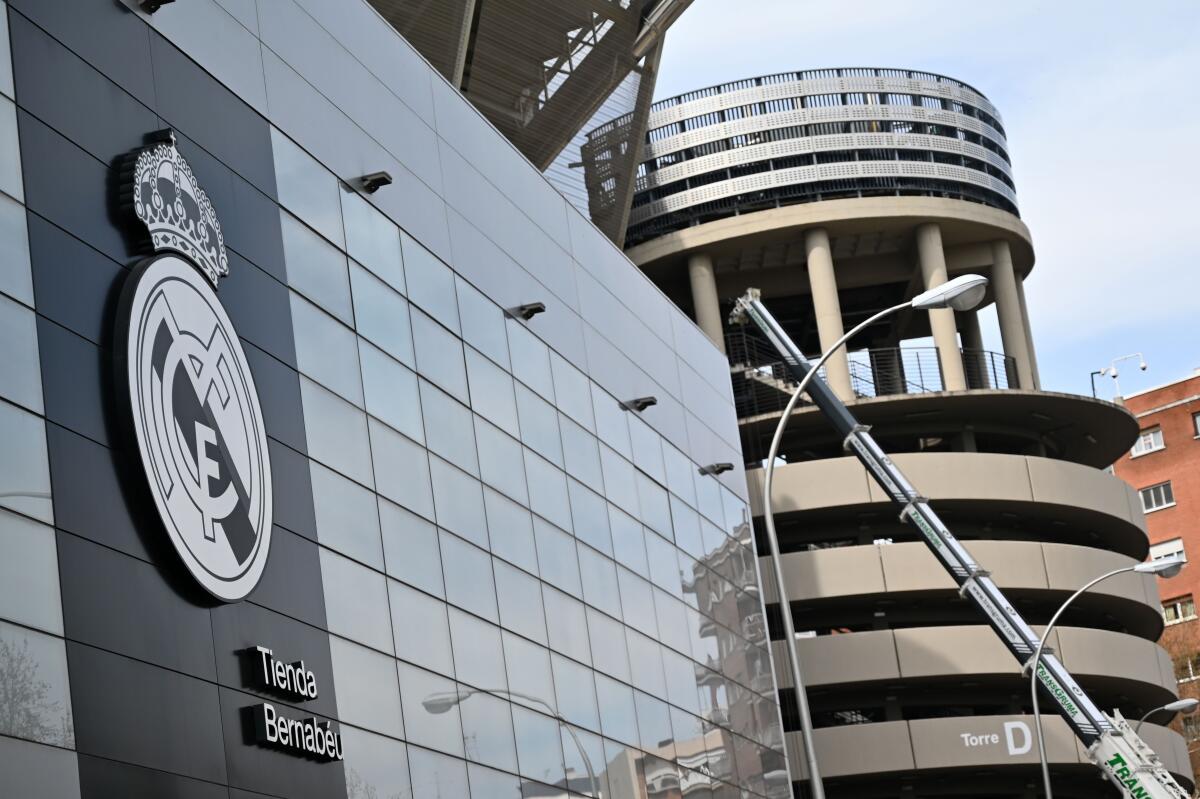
top-left (727, 329), bottom-right (1017, 423)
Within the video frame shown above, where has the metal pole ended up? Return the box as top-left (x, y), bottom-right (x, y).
top-left (1029, 566), bottom-right (1135, 798)
top-left (756, 301), bottom-right (908, 799)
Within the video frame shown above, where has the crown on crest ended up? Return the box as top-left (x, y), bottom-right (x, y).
top-left (131, 131), bottom-right (228, 287)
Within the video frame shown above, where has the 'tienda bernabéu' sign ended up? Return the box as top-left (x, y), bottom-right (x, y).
top-left (248, 646), bottom-right (344, 762)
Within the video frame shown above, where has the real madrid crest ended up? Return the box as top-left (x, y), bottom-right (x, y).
top-left (118, 131), bottom-right (273, 602)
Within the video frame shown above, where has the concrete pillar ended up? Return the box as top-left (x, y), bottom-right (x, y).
top-left (687, 252), bottom-right (725, 353)
top-left (990, 240), bottom-right (1036, 390)
top-left (804, 228), bottom-right (854, 401)
top-left (957, 310), bottom-right (987, 388)
top-left (915, 223), bottom-right (967, 391)
top-left (1015, 276), bottom-right (1042, 389)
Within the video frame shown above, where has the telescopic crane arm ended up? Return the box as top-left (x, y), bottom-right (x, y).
top-left (731, 289), bottom-right (1189, 799)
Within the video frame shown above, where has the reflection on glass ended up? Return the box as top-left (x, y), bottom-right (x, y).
top-left (512, 704), bottom-right (565, 788)
top-left (368, 418), bottom-right (434, 520)
top-left (467, 763), bottom-right (521, 799)
top-left (429, 457), bottom-right (487, 548)
top-left (0, 401), bottom-right (53, 524)
top-left (598, 445), bottom-right (637, 516)
top-left (636, 472), bottom-right (672, 539)
top-left (626, 629), bottom-right (667, 698)
top-left (350, 264), bottom-right (414, 368)
top-left (542, 586), bottom-right (590, 665)
top-left (475, 416), bottom-right (529, 505)
top-left (464, 348), bottom-right (519, 436)
top-left (0, 194), bottom-right (32, 308)
top-left (449, 609), bottom-right (507, 693)
top-left (341, 188), bottom-right (404, 293)
top-left (533, 519), bottom-right (581, 598)
top-left (359, 341), bottom-right (424, 444)
top-left (0, 512), bottom-right (62, 635)
top-left (616, 567), bottom-right (657, 638)
top-left (440, 532), bottom-right (498, 623)
top-left (455, 277), bottom-right (509, 369)
top-left (590, 383), bottom-right (630, 459)
top-left (608, 506), bottom-right (648, 578)
top-left (549, 653), bottom-right (598, 732)
top-left (420, 381), bottom-right (478, 476)
top-left (505, 317), bottom-right (554, 401)
top-left (328, 635), bottom-right (404, 738)
top-left (493, 561), bottom-right (547, 645)
top-left (398, 663), bottom-right (463, 756)
top-left (401, 230), bottom-right (459, 332)
top-left (271, 127), bottom-right (344, 248)
top-left (577, 545), bottom-right (621, 619)
top-left (627, 415), bottom-right (665, 484)
top-left (407, 745), bottom-right (469, 799)
top-left (482, 487), bottom-right (536, 573)
top-left (501, 631), bottom-right (555, 714)
top-left (379, 498), bottom-right (444, 597)
top-left (0, 621), bottom-right (72, 748)
top-left (411, 309), bottom-right (469, 403)
top-left (594, 673), bottom-right (638, 746)
top-left (341, 725), bottom-right (412, 799)
top-left (585, 607), bottom-right (630, 683)
top-left (549, 352), bottom-right (594, 431)
top-left (645, 532), bottom-right (683, 598)
top-left (559, 415), bottom-right (603, 491)
top-left (0, 294), bottom-right (42, 414)
top-left (389, 580), bottom-right (453, 675)
top-left (634, 690), bottom-right (674, 758)
top-left (515, 384), bottom-right (562, 466)
top-left (280, 210), bottom-right (353, 325)
top-left (457, 689), bottom-right (518, 772)
top-left (568, 480), bottom-right (611, 557)
top-left (320, 548), bottom-right (393, 654)
top-left (523, 450), bottom-right (572, 532)
top-left (310, 460), bottom-right (383, 570)
top-left (560, 723), bottom-right (606, 798)
top-left (300, 377), bottom-right (373, 488)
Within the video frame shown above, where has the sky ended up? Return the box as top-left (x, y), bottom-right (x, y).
top-left (653, 1), bottom-right (1200, 399)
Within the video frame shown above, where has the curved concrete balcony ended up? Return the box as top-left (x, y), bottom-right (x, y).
top-left (785, 714), bottom-right (1193, 790)
top-left (770, 625), bottom-right (1177, 702)
top-left (759, 539), bottom-right (1164, 638)
top-left (748, 451), bottom-right (1149, 557)
top-left (738, 389), bottom-right (1138, 470)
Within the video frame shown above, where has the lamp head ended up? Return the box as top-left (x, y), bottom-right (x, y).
top-left (910, 274), bottom-right (989, 312)
top-left (422, 692), bottom-right (467, 715)
top-left (1164, 698), bottom-right (1200, 715)
top-left (1134, 555), bottom-right (1185, 578)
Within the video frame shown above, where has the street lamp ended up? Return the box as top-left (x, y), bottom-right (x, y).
top-left (1135, 698), bottom-right (1200, 734)
top-left (754, 273), bottom-right (989, 799)
top-left (423, 688), bottom-right (599, 798)
top-left (1029, 555), bottom-right (1185, 799)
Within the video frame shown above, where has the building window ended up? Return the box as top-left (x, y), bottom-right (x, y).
top-left (1151, 538), bottom-right (1187, 563)
top-left (1175, 654), bottom-right (1200, 683)
top-left (1185, 717), bottom-right (1200, 742)
top-left (1163, 595), bottom-right (1196, 625)
top-left (1194, 412), bottom-right (1200, 438)
top-left (1131, 427), bottom-right (1165, 457)
top-left (1141, 482), bottom-right (1176, 513)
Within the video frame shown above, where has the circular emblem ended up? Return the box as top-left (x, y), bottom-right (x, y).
top-left (122, 254), bottom-right (273, 601)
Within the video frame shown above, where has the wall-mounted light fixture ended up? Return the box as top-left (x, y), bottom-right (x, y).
top-left (621, 396), bottom-right (657, 413)
top-left (142, 0), bottom-right (175, 12)
top-left (698, 462), bottom-right (734, 476)
top-left (358, 171), bottom-right (393, 194)
top-left (505, 302), bottom-right (546, 321)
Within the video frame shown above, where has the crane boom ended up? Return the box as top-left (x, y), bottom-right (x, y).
top-left (731, 289), bottom-right (1189, 799)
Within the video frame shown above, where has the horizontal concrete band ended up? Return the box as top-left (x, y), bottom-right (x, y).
top-left (625, 197), bottom-right (1034, 271)
top-left (643, 104), bottom-right (1006, 164)
top-left (757, 540), bottom-right (1161, 615)
top-left (784, 715), bottom-right (1193, 786)
top-left (636, 130), bottom-right (1014, 195)
top-left (770, 625), bottom-right (1177, 697)
top-left (629, 159), bottom-right (1018, 227)
top-left (644, 75), bottom-right (1001, 131)
top-left (748, 452), bottom-right (1146, 534)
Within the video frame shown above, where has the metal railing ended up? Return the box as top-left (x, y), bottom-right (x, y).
top-left (727, 328), bottom-right (1017, 423)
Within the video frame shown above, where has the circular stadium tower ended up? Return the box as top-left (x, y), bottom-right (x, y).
top-left (585, 69), bottom-right (1195, 797)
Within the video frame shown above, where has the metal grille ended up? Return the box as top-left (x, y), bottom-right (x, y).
top-left (727, 327), bottom-right (1017, 423)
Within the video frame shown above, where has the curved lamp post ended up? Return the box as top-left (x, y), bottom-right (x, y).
top-left (759, 273), bottom-right (990, 799)
top-left (423, 688), bottom-right (598, 798)
top-left (1029, 555), bottom-right (1186, 798)
top-left (1135, 698), bottom-right (1200, 734)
